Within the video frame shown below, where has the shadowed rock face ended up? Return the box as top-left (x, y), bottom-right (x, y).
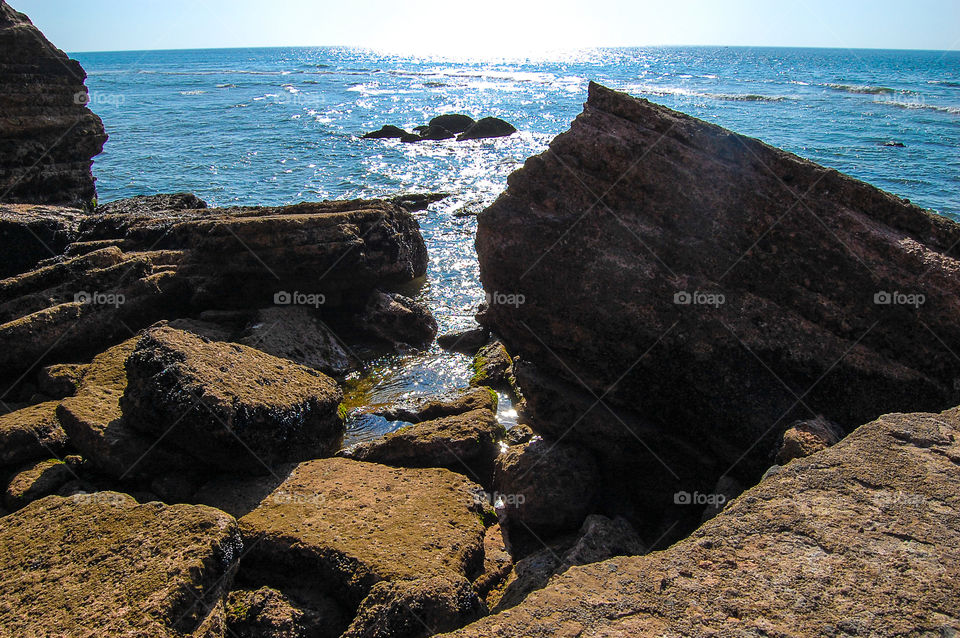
top-left (444, 407), bottom-right (960, 637)
top-left (0, 1), bottom-right (107, 208)
top-left (476, 82), bottom-right (960, 520)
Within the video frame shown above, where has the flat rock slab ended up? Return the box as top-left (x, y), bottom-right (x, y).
top-left (0, 492), bottom-right (241, 637)
top-left (202, 458), bottom-right (490, 608)
top-left (122, 326), bottom-right (344, 473)
top-left (443, 407), bottom-right (960, 637)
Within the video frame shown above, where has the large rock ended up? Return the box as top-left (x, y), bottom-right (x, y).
top-left (456, 118), bottom-right (517, 141)
top-left (429, 114), bottom-right (475, 134)
top-left (356, 290), bottom-right (438, 348)
top-left (0, 400), bottom-right (68, 468)
top-left (121, 326), bottom-right (344, 473)
top-left (0, 1), bottom-right (107, 208)
top-left (476, 81), bottom-right (960, 531)
top-left (0, 204), bottom-right (83, 277)
top-left (199, 457), bottom-right (490, 609)
top-left (3, 457), bottom-right (73, 510)
top-left (444, 407), bottom-right (960, 637)
top-left (0, 493), bottom-right (241, 636)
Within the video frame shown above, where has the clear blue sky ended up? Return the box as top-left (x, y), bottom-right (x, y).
top-left (11, 0), bottom-right (959, 55)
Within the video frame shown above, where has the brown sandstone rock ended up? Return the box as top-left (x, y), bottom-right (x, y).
top-left (469, 341), bottom-right (514, 389)
top-left (0, 400), bottom-right (68, 468)
top-left (0, 2), bottom-right (107, 209)
top-left (776, 415), bottom-right (845, 464)
top-left (443, 407), bottom-right (960, 637)
top-left (225, 586), bottom-right (347, 638)
top-left (3, 457), bottom-right (73, 510)
top-left (0, 493), bottom-right (241, 636)
top-left (356, 290), bottom-right (438, 348)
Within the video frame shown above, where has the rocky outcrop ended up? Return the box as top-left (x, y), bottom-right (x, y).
top-left (362, 125), bottom-right (407, 139)
top-left (0, 1), bottom-right (107, 208)
top-left (121, 326), bottom-right (344, 473)
top-left (444, 407), bottom-right (960, 637)
top-left (457, 118), bottom-right (517, 141)
top-left (476, 81), bottom-right (960, 538)
top-left (0, 493), bottom-right (241, 636)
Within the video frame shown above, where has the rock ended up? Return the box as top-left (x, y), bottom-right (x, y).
top-left (475, 81), bottom-right (960, 537)
top-left (225, 586), bottom-right (348, 638)
top-left (416, 125), bottom-right (456, 141)
top-left (882, 141), bottom-right (906, 147)
top-left (0, 2), bottom-right (107, 208)
top-left (204, 458), bottom-right (490, 608)
top-left (0, 204), bottom-right (83, 277)
top-left (0, 198), bottom-right (428, 381)
top-left (4, 458), bottom-right (73, 510)
top-left (437, 327), bottom-right (489, 354)
top-left (493, 437), bottom-right (599, 553)
top-left (429, 114), bottom-right (476, 134)
top-left (356, 290), bottom-right (438, 348)
top-left (486, 543), bottom-right (565, 613)
top-left (343, 575), bottom-right (487, 638)
top-left (444, 407), bottom-right (960, 637)
top-left (776, 415), bottom-right (845, 464)
top-left (237, 306), bottom-right (357, 377)
top-left (0, 401), bottom-right (68, 468)
top-left (35, 362), bottom-right (87, 398)
top-left (340, 408), bottom-right (505, 486)
top-left (370, 386), bottom-right (497, 423)
top-left (469, 341), bottom-right (513, 388)
top-left (504, 424), bottom-right (533, 446)
top-left (560, 514), bottom-right (646, 566)
top-left (456, 118), bottom-right (517, 141)
top-left (399, 132), bottom-right (423, 143)
top-left (386, 192), bottom-right (449, 212)
top-left (0, 493), bottom-right (241, 636)
top-left (95, 192), bottom-right (207, 215)
top-left (698, 474), bottom-right (745, 523)
top-left (121, 326), bottom-right (344, 474)
top-left (362, 125), bottom-right (408, 139)
top-left (473, 524), bottom-right (513, 603)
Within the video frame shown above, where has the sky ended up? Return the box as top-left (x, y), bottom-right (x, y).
top-left (11, 0), bottom-right (959, 55)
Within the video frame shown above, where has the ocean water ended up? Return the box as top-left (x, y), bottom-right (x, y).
top-left (73, 46), bottom-right (960, 440)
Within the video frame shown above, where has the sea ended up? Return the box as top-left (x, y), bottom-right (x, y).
top-left (72, 46), bottom-right (960, 441)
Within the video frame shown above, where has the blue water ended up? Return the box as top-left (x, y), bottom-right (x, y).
top-left (73, 46), bottom-right (960, 439)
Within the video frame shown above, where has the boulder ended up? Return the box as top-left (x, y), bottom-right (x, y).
top-left (36, 362), bottom-right (87, 398)
top-left (0, 400), bottom-right (68, 468)
top-left (356, 290), bottom-right (438, 348)
top-left (362, 125), bottom-right (408, 139)
top-left (415, 125), bottom-right (456, 141)
top-left (429, 114), bottom-right (476, 135)
top-left (225, 586), bottom-right (348, 638)
top-left (0, 493), bottom-right (241, 636)
top-left (3, 458), bottom-right (73, 510)
top-left (121, 326), bottom-right (344, 474)
top-left (437, 327), bottom-right (490, 354)
top-left (504, 424), bottom-right (533, 446)
top-left (0, 1), bottom-right (107, 208)
top-left (456, 118), bottom-right (517, 141)
top-left (476, 81), bottom-right (960, 537)
top-left (201, 458), bottom-right (490, 608)
top-left (343, 575), bottom-right (487, 638)
top-left (776, 415), bottom-right (845, 464)
top-left (369, 386), bottom-right (497, 423)
top-left (386, 192), bottom-right (450, 213)
top-left (0, 204), bottom-right (83, 277)
top-left (237, 305), bottom-right (357, 377)
top-left (493, 437), bottom-right (599, 553)
top-left (469, 340), bottom-right (513, 389)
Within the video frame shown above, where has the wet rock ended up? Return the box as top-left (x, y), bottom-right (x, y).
top-left (343, 575), bottom-right (487, 638)
top-left (882, 141), bottom-right (906, 147)
top-left (36, 363), bottom-right (87, 398)
top-left (469, 341), bottom-right (513, 389)
top-left (362, 125), bottom-right (408, 139)
top-left (416, 125), bottom-right (456, 141)
top-left (4, 458), bottom-right (73, 510)
top-left (0, 2), bottom-right (107, 208)
top-left (237, 306), bottom-right (357, 377)
top-left (494, 437), bottom-right (599, 553)
top-left (504, 424), bottom-right (533, 446)
top-left (399, 132), bottom-right (423, 143)
top-left (356, 290), bottom-right (438, 348)
top-left (370, 386), bottom-right (497, 423)
top-left (386, 192), bottom-right (450, 212)
top-left (207, 458), bottom-right (490, 608)
top-left (0, 493), bottom-right (241, 636)
top-left (0, 401), bottom-right (68, 468)
top-left (429, 114), bottom-right (476, 134)
top-left (445, 407), bottom-right (960, 637)
top-left (225, 586), bottom-right (348, 638)
top-left (341, 408), bottom-right (505, 486)
top-left (476, 81), bottom-right (960, 537)
top-left (121, 326), bottom-right (344, 474)
top-left (0, 204), bottom-right (83, 277)
top-left (437, 327), bottom-right (489, 354)
top-left (776, 415), bottom-right (845, 464)
top-left (456, 117), bottom-right (517, 141)
top-left (95, 192), bottom-right (207, 215)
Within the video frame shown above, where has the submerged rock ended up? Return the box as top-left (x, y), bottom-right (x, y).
top-left (429, 114), bottom-right (476, 134)
top-left (456, 118), bottom-right (517, 141)
top-left (476, 81), bottom-right (960, 537)
top-left (0, 493), bottom-right (241, 636)
top-left (0, 1), bottom-right (107, 208)
top-left (444, 406), bottom-right (960, 637)
top-left (370, 386), bottom-right (497, 423)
